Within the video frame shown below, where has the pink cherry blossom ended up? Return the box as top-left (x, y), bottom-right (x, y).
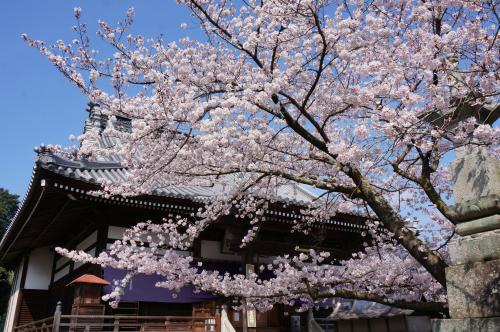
top-left (27, 0), bottom-right (499, 313)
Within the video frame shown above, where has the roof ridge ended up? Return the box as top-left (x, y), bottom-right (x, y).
top-left (35, 148), bottom-right (123, 170)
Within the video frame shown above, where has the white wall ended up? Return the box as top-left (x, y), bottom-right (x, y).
top-left (201, 240), bottom-right (241, 262)
top-left (107, 226), bottom-right (125, 240)
top-left (109, 229), bottom-right (276, 264)
top-left (73, 231), bottom-right (97, 270)
top-left (3, 258), bottom-right (25, 332)
top-left (55, 256), bottom-right (70, 270)
top-left (76, 231), bottom-right (97, 251)
top-left (53, 265), bottom-right (70, 282)
top-left (24, 247), bottom-right (53, 290)
top-left (53, 230), bottom-right (98, 280)
top-left (107, 226), bottom-right (192, 257)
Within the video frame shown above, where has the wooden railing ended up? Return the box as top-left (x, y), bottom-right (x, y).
top-left (14, 317), bottom-right (55, 332)
top-left (15, 303), bottom-right (219, 332)
top-left (15, 315), bottom-right (218, 332)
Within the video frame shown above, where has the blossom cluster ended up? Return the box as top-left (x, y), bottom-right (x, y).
top-left (30, 0), bottom-right (499, 311)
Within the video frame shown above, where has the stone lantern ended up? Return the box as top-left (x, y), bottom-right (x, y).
top-left (66, 274), bottom-right (110, 316)
top-left (426, 96), bottom-right (500, 331)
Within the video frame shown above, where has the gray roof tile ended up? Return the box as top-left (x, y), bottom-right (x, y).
top-left (34, 106), bottom-right (318, 204)
top-left (36, 151), bottom-right (316, 204)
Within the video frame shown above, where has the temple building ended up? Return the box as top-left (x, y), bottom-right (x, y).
top-left (0, 106), bottom-right (422, 332)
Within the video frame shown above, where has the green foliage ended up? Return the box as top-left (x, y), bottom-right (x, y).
top-left (0, 188), bottom-right (18, 324)
top-left (0, 267), bottom-right (11, 319)
top-left (0, 188), bottom-right (18, 235)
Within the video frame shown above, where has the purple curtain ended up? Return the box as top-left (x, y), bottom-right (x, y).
top-left (103, 261), bottom-right (243, 303)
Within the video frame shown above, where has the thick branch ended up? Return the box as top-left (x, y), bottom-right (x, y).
top-left (348, 168), bottom-right (448, 287)
top-left (251, 169), bottom-right (362, 199)
top-left (391, 145), bottom-right (460, 224)
top-left (271, 94), bottom-right (330, 153)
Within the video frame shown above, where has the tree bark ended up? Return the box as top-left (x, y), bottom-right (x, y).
top-left (348, 168), bottom-right (448, 287)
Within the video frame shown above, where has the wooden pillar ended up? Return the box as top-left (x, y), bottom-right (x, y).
top-left (241, 252), bottom-right (250, 332)
top-left (52, 301), bottom-right (62, 332)
top-left (241, 251), bottom-right (257, 332)
top-left (215, 308), bottom-right (221, 332)
top-left (242, 305), bottom-right (248, 332)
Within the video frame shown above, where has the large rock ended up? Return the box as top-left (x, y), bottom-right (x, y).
top-left (445, 258), bottom-right (500, 318)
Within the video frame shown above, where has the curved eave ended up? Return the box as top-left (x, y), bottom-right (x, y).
top-left (0, 164), bottom-right (46, 267)
top-left (0, 158), bottom-right (372, 267)
top-left (36, 152), bottom-right (318, 205)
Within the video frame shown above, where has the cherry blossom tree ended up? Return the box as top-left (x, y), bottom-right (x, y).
top-left (25, 0), bottom-right (499, 314)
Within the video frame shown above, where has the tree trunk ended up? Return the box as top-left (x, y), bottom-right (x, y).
top-left (351, 170), bottom-right (448, 287)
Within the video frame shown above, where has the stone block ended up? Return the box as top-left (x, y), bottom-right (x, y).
top-left (451, 147), bottom-right (500, 204)
top-left (446, 258), bottom-right (500, 318)
top-left (449, 229), bottom-right (500, 265)
top-left (406, 316), bottom-right (431, 332)
top-left (431, 317), bottom-right (500, 332)
top-left (455, 215), bottom-right (500, 236)
top-left (450, 194), bottom-right (499, 223)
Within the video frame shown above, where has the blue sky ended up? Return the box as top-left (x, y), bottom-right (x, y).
top-left (0, 1), bottom-right (201, 196)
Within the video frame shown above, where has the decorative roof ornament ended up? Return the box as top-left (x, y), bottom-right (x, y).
top-left (84, 102), bottom-right (107, 134)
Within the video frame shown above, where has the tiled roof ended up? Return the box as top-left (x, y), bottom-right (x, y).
top-left (36, 149), bottom-right (317, 204)
top-left (31, 103), bottom-right (318, 204)
top-left (0, 105), bottom-right (369, 267)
